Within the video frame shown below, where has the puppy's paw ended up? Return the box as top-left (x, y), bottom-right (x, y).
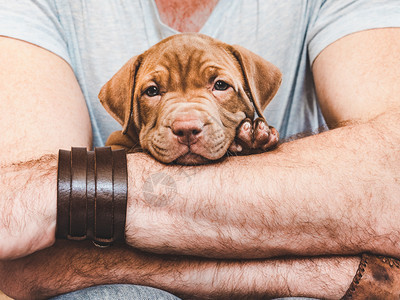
top-left (253, 118), bottom-right (279, 151)
top-left (228, 118), bottom-right (279, 155)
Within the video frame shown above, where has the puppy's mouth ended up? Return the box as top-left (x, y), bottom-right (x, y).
top-left (174, 151), bottom-right (211, 165)
top-left (144, 110), bottom-right (240, 165)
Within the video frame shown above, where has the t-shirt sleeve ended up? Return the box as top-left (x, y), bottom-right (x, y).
top-left (307, 0), bottom-right (400, 64)
top-left (0, 0), bottom-right (71, 66)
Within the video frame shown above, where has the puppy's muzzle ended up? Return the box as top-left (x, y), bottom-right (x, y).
top-left (171, 115), bottom-right (204, 146)
top-left (145, 101), bottom-right (228, 165)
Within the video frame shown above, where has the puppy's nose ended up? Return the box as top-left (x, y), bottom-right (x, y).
top-left (171, 117), bottom-right (203, 145)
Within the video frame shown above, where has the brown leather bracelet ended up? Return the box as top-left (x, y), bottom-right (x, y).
top-left (70, 147), bottom-right (88, 240)
top-left (56, 147), bottom-right (128, 246)
top-left (342, 253), bottom-right (400, 299)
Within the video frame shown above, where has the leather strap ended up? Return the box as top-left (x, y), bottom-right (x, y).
top-left (56, 147), bottom-right (128, 246)
top-left (86, 150), bottom-right (96, 240)
top-left (56, 149), bottom-right (71, 239)
top-left (342, 253), bottom-right (400, 299)
top-left (94, 147), bottom-right (114, 244)
top-left (69, 147), bottom-right (87, 239)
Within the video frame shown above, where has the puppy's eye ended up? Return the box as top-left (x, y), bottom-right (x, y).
top-left (144, 86), bottom-right (160, 97)
top-left (213, 80), bottom-right (230, 91)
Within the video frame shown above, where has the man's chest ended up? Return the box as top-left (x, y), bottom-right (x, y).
top-left (154, 0), bottom-right (219, 32)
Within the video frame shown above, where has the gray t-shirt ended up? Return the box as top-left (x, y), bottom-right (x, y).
top-left (1, 0), bottom-right (399, 147)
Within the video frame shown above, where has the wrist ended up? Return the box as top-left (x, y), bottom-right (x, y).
top-left (125, 153), bottom-right (163, 246)
top-left (32, 155), bottom-right (58, 255)
top-left (0, 154), bottom-right (58, 259)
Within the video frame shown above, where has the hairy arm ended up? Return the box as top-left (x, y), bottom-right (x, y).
top-left (0, 240), bottom-right (359, 299)
top-left (124, 28), bottom-right (400, 258)
top-left (0, 37), bottom-right (92, 258)
top-left (126, 113), bottom-right (400, 258)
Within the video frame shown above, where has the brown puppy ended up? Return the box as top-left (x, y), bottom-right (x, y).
top-left (99, 33), bottom-right (281, 165)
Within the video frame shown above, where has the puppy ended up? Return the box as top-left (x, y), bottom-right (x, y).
top-left (99, 33), bottom-right (281, 165)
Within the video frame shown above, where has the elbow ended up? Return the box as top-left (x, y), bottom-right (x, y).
top-left (0, 258), bottom-right (53, 300)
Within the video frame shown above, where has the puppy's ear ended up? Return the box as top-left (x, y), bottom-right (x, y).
top-left (228, 45), bottom-right (282, 118)
top-left (99, 55), bottom-right (143, 134)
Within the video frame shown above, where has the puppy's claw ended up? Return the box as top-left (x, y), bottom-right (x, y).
top-left (243, 121), bottom-right (252, 131)
top-left (253, 118), bottom-right (271, 147)
top-left (237, 119), bottom-right (253, 146)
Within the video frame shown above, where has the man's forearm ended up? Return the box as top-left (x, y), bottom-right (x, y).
top-left (0, 155), bottom-right (57, 259)
top-left (2, 112), bottom-right (399, 260)
top-left (0, 240), bottom-right (359, 299)
top-left (125, 110), bottom-right (400, 258)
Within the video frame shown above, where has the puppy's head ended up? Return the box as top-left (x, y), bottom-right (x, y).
top-left (99, 33), bottom-right (281, 164)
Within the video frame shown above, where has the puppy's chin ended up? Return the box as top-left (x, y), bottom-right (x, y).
top-left (174, 152), bottom-right (212, 165)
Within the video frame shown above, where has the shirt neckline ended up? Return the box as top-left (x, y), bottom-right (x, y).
top-left (149, 0), bottom-right (229, 36)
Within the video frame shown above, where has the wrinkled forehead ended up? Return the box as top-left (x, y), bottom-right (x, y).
top-left (137, 35), bottom-right (242, 84)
